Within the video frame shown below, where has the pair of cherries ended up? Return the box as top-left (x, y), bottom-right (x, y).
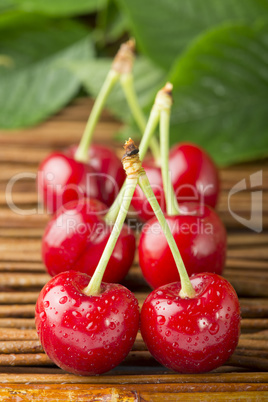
top-left (36, 270), bottom-right (240, 375)
top-left (36, 139), bottom-right (240, 376)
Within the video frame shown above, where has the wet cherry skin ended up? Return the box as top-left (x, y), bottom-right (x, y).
top-left (139, 203), bottom-right (227, 289)
top-left (42, 198), bottom-right (136, 283)
top-left (35, 270), bottom-right (140, 375)
top-left (140, 273), bottom-right (241, 373)
top-left (132, 143), bottom-right (219, 221)
top-left (38, 144), bottom-right (125, 213)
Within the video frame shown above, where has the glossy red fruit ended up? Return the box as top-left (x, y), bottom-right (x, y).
top-left (42, 198), bottom-right (135, 283)
top-left (139, 203), bottom-right (226, 289)
top-left (132, 143), bottom-right (219, 221)
top-left (38, 144), bottom-right (125, 213)
top-left (35, 270), bottom-right (140, 375)
top-left (140, 273), bottom-right (240, 373)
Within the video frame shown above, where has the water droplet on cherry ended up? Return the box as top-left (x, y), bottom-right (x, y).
top-left (208, 323), bottom-right (219, 335)
top-left (86, 322), bottom-right (94, 331)
top-left (39, 311), bottom-right (46, 321)
top-left (109, 322), bottom-right (116, 330)
top-left (59, 296), bottom-right (68, 304)
top-left (157, 315), bottom-right (166, 325)
top-left (72, 311), bottom-right (82, 318)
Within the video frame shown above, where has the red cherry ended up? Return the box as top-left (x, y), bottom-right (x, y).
top-left (140, 273), bottom-right (240, 373)
top-left (139, 203), bottom-right (227, 289)
top-left (38, 144), bottom-right (125, 213)
top-left (132, 143), bottom-right (219, 221)
top-left (42, 198), bottom-right (135, 283)
top-left (35, 270), bottom-right (139, 375)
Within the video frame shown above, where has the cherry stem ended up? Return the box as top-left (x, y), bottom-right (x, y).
top-left (75, 39), bottom-right (160, 164)
top-left (83, 177), bottom-right (138, 296)
top-left (104, 103), bottom-right (160, 225)
top-left (120, 73), bottom-right (161, 162)
top-left (138, 172), bottom-right (195, 299)
top-left (75, 39), bottom-right (136, 163)
top-left (159, 85), bottom-right (180, 216)
top-left (75, 70), bottom-right (119, 163)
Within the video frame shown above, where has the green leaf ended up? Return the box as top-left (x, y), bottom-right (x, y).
top-left (0, 0), bottom-right (17, 13)
top-left (117, 0), bottom-right (268, 70)
top-left (70, 57), bottom-right (165, 122)
top-left (13, 0), bottom-right (106, 16)
top-left (168, 22), bottom-right (268, 166)
top-left (95, 0), bottom-right (128, 46)
top-left (0, 17), bottom-right (94, 129)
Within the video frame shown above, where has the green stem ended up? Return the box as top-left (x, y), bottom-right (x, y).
top-left (160, 109), bottom-right (179, 216)
top-left (138, 173), bottom-right (195, 299)
top-left (104, 105), bottom-right (160, 224)
top-left (75, 69), bottom-right (120, 163)
top-left (120, 72), bottom-right (161, 162)
top-left (84, 177), bottom-right (138, 296)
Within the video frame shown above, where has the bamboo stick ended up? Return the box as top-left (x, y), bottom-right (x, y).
top-left (0, 353), bottom-right (52, 366)
top-left (234, 349), bottom-right (268, 358)
top-left (0, 209), bottom-right (49, 228)
top-left (224, 269), bottom-right (268, 279)
top-left (0, 165), bottom-right (37, 181)
top-left (0, 193), bottom-right (38, 206)
top-left (0, 305), bottom-right (35, 318)
top-left (0, 387), bottom-right (137, 401)
top-left (227, 233), bottom-right (268, 246)
top-left (226, 259), bottom-right (268, 270)
top-left (0, 329), bottom-right (38, 340)
top-left (0, 228), bottom-right (43, 238)
top-left (0, 340), bottom-right (42, 354)
top-left (241, 330), bottom-right (268, 340)
top-left (0, 238), bottom-right (41, 251)
top-left (0, 121), bottom-right (120, 147)
top-left (227, 247), bottom-right (268, 260)
top-left (241, 319), bottom-right (268, 330)
top-left (228, 354), bottom-right (268, 371)
top-left (0, 292), bottom-right (39, 304)
top-left (140, 391), bottom-right (268, 401)
top-left (0, 252), bottom-right (42, 262)
top-left (0, 273), bottom-right (49, 287)
top-left (0, 371), bottom-right (267, 385)
top-left (0, 318), bottom-right (35, 329)
top-left (237, 339), bottom-right (268, 351)
top-left (0, 381), bottom-right (267, 396)
top-left (225, 278), bottom-right (268, 297)
top-left (0, 262), bottom-right (45, 272)
top-left (0, 147), bottom-right (51, 164)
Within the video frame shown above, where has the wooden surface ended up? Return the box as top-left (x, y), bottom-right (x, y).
top-left (0, 98), bottom-right (267, 401)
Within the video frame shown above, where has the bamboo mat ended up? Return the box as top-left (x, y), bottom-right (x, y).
top-left (0, 98), bottom-right (267, 400)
